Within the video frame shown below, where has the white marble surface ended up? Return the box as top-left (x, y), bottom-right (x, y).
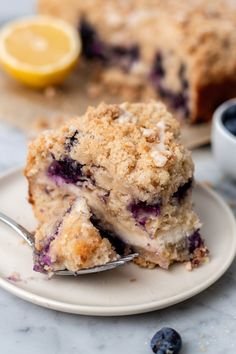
top-left (1, 1), bottom-right (236, 353)
top-left (0, 0), bottom-right (35, 21)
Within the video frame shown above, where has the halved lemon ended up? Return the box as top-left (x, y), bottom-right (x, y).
top-left (0, 16), bottom-right (81, 88)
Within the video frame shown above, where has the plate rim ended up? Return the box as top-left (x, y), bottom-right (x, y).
top-left (0, 167), bottom-right (236, 316)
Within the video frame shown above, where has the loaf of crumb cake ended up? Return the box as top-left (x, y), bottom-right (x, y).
top-left (25, 101), bottom-right (208, 273)
top-left (38, 0), bottom-right (236, 123)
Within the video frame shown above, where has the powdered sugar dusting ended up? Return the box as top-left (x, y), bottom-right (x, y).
top-left (151, 121), bottom-right (171, 167)
top-left (142, 128), bottom-right (154, 137)
top-left (7, 272), bottom-right (21, 282)
top-left (156, 121), bottom-right (166, 147)
top-left (117, 110), bottom-right (137, 124)
top-left (74, 197), bottom-right (90, 216)
top-left (150, 151), bottom-right (168, 167)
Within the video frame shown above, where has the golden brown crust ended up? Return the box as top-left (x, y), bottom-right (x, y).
top-left (133, 256), bottom-right (156, 269)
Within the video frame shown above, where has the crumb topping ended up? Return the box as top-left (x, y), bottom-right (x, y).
top-left (26, 101), bottom-right (193, 202)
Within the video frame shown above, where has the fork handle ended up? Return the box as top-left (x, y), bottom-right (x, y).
top-left (0, 212), bottom-right (34, 248)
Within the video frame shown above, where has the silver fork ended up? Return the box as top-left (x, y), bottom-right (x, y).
top-left (0, 212), bottom-right (138, 276)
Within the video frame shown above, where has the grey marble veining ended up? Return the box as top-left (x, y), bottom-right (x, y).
top-left (0, 122), bottom-right (236, 354)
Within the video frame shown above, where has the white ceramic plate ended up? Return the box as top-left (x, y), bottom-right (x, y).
top-left (0, 169), bottom-right (235, 316)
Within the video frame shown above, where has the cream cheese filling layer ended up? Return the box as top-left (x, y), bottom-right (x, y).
top-left (67, 185), bottom-right (200, 254)
top-left (40, 173), bottom-right (200, 257)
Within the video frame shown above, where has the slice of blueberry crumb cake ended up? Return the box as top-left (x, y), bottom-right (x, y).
top-left (25, 101), bottom-right (209, 273)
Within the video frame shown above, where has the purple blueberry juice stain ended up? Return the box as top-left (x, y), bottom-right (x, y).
top-left (7, 273), bottom-right (21, 282)
top-left (172, 178), bottom-right (193, 202)
top-left (187, 230), bottom-right (204, 253)
top-left (33, 212), bottom-right (69, 273)
top-left (47, 157), bottom-right (84, 184)
top-left (128, 200), bottom-right (161, 227)
top-left (33, 236), bottom-right (54, 273)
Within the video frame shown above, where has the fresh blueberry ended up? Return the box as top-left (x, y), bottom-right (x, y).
top-left (222, 104), bottom-right (236, 120)
top-left (224, 119), bottom-right (236, 136)
top-left (188, 230), bottom-right (203, 253)
top-left (47, 157), bottom-right (84, 184)
top-left (151, 327), bottom-right (182, 354)
top-left (222, 105), bottom-right (236, 137)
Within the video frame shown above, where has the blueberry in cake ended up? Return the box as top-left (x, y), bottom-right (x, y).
top-left (38, 0), bottom-right (236, 122)
top-left (25, 101), bottom-right (208, 273)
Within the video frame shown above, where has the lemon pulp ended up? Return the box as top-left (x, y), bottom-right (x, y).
top-left (0, 16), bottom-right (81, 87)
